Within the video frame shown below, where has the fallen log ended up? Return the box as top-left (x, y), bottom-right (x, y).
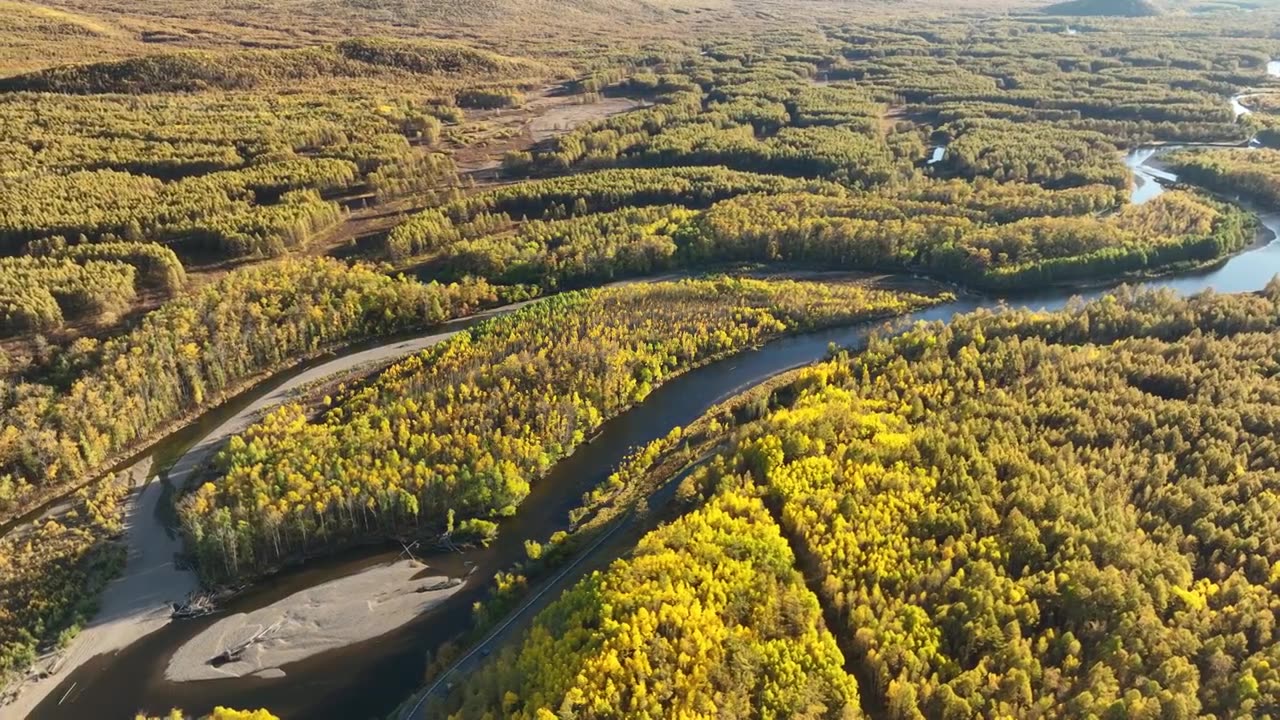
top-left (209, 621), bottom-right (282, 666)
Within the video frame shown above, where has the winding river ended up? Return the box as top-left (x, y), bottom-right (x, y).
top-left (19, 114), bottom-right (1280, 719)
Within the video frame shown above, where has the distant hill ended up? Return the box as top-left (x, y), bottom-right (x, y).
top-left (0, 0), bottom-right (146, 75)
top-left (0, 37), bottom-right (554, 94)
top-left (0, 0), bottom-right (690, 79)
top-left (1043, 0), bottom-right (1162, 15)
top-left (0, 0), bottom-right (1041, 78)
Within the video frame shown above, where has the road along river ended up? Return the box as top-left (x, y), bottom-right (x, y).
top-left (18, 141), bottom-right (1280, 720)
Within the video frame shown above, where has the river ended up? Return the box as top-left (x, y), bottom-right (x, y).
top-left (1229, 61), bottom-right (1279, 118)
top-left (21, 143), bottom-right (1280, 720)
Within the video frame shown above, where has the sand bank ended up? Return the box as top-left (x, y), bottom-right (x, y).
top-left (166, 560), bottom-right (464, 682)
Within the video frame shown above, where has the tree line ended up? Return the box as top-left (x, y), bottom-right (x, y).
top-left (388, 181), bottom-right (1249, 293)
top-left (178, 279), bottom-right (939, 583)
top-left (0, 257), bottom-right (136, 335)
top-left (0, 88), bottom-right (464, 270)
top-left (383, 166), bottom-right (839, 260)
top-left (0, 258), bottom-right (498, 522)
top-left (1166, 147), bottom-right (1280, 208)
top-left (0, 239), bottom-right (187, 336)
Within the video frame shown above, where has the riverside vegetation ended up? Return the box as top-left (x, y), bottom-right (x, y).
top-left (0, 258), bottom-right (500, 683)
top-left (178, 278), bottom-right (942, 583)
top-left (0, 258), bottom-right (499, 522)
top-left (450, 285), bottom-right (1280, 720)
top-left (1166, 147), bottom-right (1280, 207)
top-left (4, 0), bottom-right (1280, 714)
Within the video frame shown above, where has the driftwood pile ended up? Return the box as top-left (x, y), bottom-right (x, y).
top-left (171, 592), bottom-right (217, 619)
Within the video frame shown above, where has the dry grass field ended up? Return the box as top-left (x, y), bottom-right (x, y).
top-left (0, 0), bottom-right (1058, 75)
top-left (3, 0), bottom-right (1267, 78)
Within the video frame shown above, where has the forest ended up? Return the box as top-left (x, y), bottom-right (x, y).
top-left (383, 166), bottom-right (840, 261)
top-left (3, 0), bottom-right (1280, 715)
top-left (179, 278), bottom-right (941, 582)
top-left (0, 85), bottom-right (473, 341)
top-left (393, 181), bottom-right (1248, 292)
top-left (1166, 147), bottom-right (1280, 206)
top-left (0, 258), bottom-right (498, 522)
top-left (1, 93), bottom-right (386, 257)
top-left (382, 17), bottom-right (1271, 293)
top-left (452, 285), bottom-right (1280, 719)
top-left (447, 490), bottom-right (863, 719)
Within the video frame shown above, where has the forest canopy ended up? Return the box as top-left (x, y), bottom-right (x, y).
top-left (180, 278), bottom-right (942, 582)
top-left (454, 284), bottom-right (1280, 719)
top-left (447, 490), bottom-right (863, 720)
top-left (4, 1), bottom-right (1280, 717)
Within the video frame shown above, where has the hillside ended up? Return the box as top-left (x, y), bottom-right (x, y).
top-left (0, 0), bottom-right (700, 72)
top-left (1043, 0), bottom-right (1163, 15)
top-left (0, 0), bottom-right (1043, 76)
top-left (0, 0), bottom-right (144, 75)
top-left (0, 37), bottom-right (554, 93)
